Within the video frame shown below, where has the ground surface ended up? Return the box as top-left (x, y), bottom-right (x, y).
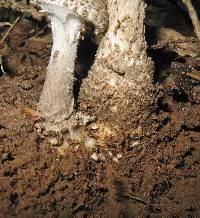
top-left (0, 1), bottom-right (200, 218)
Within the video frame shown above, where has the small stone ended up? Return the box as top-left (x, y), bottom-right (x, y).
top-left (108, 151), bottom-right (113, 157)
top-left (57, 147), bottom-right (65, 156)
top-left (108, 78), bottom-right (117, 86)
top-left (85, 137), bottom-right (97, 149)
top-left (130, 140), bottom-right (140, 147)
top-left (89, 123), bottom-right (99, 130)
top-left (35, 123), bottom-right (43, 133)
top-left (57, 141), bottom-right (69, 156)
top-left (36, 128), bottom-right (42, 133)
top-left (34, 123), bottom-right (40, 128)
top-left (91, 152), bottom-right (99, 161)
top-left (74, 145), bottom-right (80, 151)
top-left (116, 153), bottom-right (123, 159)
top-left (2, 153), bottom-right (9, 160)
top-left (110, 105), bottom-right (118, 112)
top-left (49, 137), bottom-right (58, 146)
top-left (98, 153), bottom-right (106, 161)
top-left (112, 156), bottom-right (119, 163)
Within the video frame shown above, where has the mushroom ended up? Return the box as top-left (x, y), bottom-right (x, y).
top-left (31, 0), bottom-right (108, 129)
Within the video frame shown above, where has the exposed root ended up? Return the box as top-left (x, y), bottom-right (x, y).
top-left (182, 0), bottom-right (200, 40)
top-left (0, 16), bottom-right (21, 45)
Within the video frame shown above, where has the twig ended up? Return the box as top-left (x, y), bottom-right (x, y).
top-left (40, 53), bottom-right (50, 59)
top-left (117, 193), bottom-right (148, 205)
top-left (185, 71), bottom-right (200, 81)
top-left (29, 24), bottom-right (48, 39)
top-left (149, 38), bottom-right (196, 50)
top-left (0, 16), bottom-right (21, 45)
top-left (0, 16), bottom-right (21, 75)
top-left (0, 22), bottom-right (12, 28)
top-left (182, 0), bottom-right (200, 40)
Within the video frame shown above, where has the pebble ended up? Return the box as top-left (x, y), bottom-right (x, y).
top-left (34, 123), bottom-right (40, 128)
top-left (35, 123), bottom-right (43, 133)
top-left (89, 123), bottom-right (99, 130)
top-left (85, 137), bottom-right (97, 150)
top-left (49, 137), bottom-right (59, 146)
top-left (36, 128), bottom-right (42, 133)
top-left (112, 154), bottom-right (123, 163)
top-left (98, 153), bottom-right (106, 161)
top-left (112, 156), bottom-right (119, 163)
top-left (91, 152), bottom-right (106, 162)
top-left (130, 140), bottom-right (140, 147)
top-left (108, 151), bottom-right (113, 157)
top-left (57, 147), bottom-right (65, 156)
top-left (117, 153), bottom-right (123, 159)
top-left (91, 152), bottom-right (99, 161)
top-left (2, 153), bottom-right (9, 160)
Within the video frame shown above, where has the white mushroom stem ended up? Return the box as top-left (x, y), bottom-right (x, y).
top-left (36, 3), bottom-right (81, 126)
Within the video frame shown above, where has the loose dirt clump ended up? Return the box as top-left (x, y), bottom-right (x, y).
top-left (0, 1), bottom-right (200, 217)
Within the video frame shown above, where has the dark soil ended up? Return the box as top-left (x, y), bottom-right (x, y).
top-left (0, 3), bottom-right (200, 218)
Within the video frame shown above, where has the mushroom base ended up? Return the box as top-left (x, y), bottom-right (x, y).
top-left (79, 0), bottom-right (159, 145)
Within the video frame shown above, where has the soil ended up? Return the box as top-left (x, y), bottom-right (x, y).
top-left (0, 2), bottom-right (200, 218)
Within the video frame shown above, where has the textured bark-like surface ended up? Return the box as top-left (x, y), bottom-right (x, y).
top-left (80, 0), bottom-right (157, 143)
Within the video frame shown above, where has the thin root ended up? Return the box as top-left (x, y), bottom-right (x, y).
top-left (0, 16), bottom-right (21, 45)
top-left (0, 55), bottom-right (6, 74)
top-left (0, 22), bottom-right (12, 28)
top-left (182, 0), bottom-right (200, 40)
top-left (117, 193), bottom-right (148, 205)
top-left (185, 71), bottom-right (200, 81)
top-left (0, 16), bottom-right (21, 75)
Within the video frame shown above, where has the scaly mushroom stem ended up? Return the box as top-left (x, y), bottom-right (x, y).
top-left (80, 0), bottom-right (156, 143)
top-left (182, 0), bottom-right (200, 40)
top-left (37, 4), bottom-right (81, 127)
